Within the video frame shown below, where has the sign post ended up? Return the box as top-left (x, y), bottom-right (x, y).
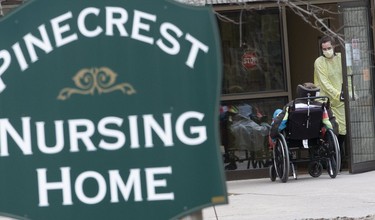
top-left (0, 0), bottom-right (227, 219)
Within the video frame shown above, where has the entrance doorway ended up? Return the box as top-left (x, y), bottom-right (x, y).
top-left (287, 1), bottom-right (375, 173)
top-left (286, 3), bottom-right (340, 99)
top-left (286, 3), bottom-right (349, 170)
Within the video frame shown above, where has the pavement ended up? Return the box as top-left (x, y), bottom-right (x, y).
top-left (202, 170), bottom-right (375, 220)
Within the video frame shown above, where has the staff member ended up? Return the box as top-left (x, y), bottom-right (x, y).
top-left (314, 35), bottom-right (345, 169)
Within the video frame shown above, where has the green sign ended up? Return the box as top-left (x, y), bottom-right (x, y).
top-left (0, 0), bottom-right (227, 219)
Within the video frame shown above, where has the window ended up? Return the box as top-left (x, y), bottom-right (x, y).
top-left (218, 9), bottom-right (285, 95)
top-left (220, 97), bottom-right (287, 170)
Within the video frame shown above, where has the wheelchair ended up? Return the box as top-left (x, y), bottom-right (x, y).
top-left (269, 96), bottom-right (341, 183)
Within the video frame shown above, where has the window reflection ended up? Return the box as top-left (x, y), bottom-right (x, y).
top-left (218, 9), bottom-right (285, 95)
top-left (220, 98), bottom-right (287, 170)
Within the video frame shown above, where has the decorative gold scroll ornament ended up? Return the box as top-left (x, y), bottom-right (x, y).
top-left (57, 67), bottom-right (136, 100)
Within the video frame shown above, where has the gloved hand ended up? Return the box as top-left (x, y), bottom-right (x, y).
top-left (340, 90), bottom-right (345, 102)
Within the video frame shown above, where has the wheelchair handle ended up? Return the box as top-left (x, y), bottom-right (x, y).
top-left (291, 96), bottom-right (331, 110)
top-left (295, 96), bottom-right (329, 102)
top-left (294, 96), bottom-right (330, 102)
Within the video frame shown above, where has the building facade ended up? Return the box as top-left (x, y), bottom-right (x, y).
top-left (209, 0), bottom-right (375, 180)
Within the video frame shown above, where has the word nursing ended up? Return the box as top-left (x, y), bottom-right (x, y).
top-left (0, 111), bottom-right (207, 206)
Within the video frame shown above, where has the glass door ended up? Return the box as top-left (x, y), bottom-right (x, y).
top-left (339, 0), bottom-right (375, 173)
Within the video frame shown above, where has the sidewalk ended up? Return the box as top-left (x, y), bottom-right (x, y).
top-left (202, 170), bottom-right (375, 220)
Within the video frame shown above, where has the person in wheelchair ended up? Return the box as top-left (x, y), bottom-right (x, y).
top-left (268, 82), bottom-right (341, 182)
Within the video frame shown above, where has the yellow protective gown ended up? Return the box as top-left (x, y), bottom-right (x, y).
top-left (314, 53), bottom-right (346, 135)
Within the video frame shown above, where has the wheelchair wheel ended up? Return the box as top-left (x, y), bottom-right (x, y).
top-left (273, 133), bottom-right (290, 183)
top-left (308, 161), bottom-right (323, 178)
top-left (269, 165), bottom-right (277, 182)
top-left (325, 129), bottom-right (340, 178)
